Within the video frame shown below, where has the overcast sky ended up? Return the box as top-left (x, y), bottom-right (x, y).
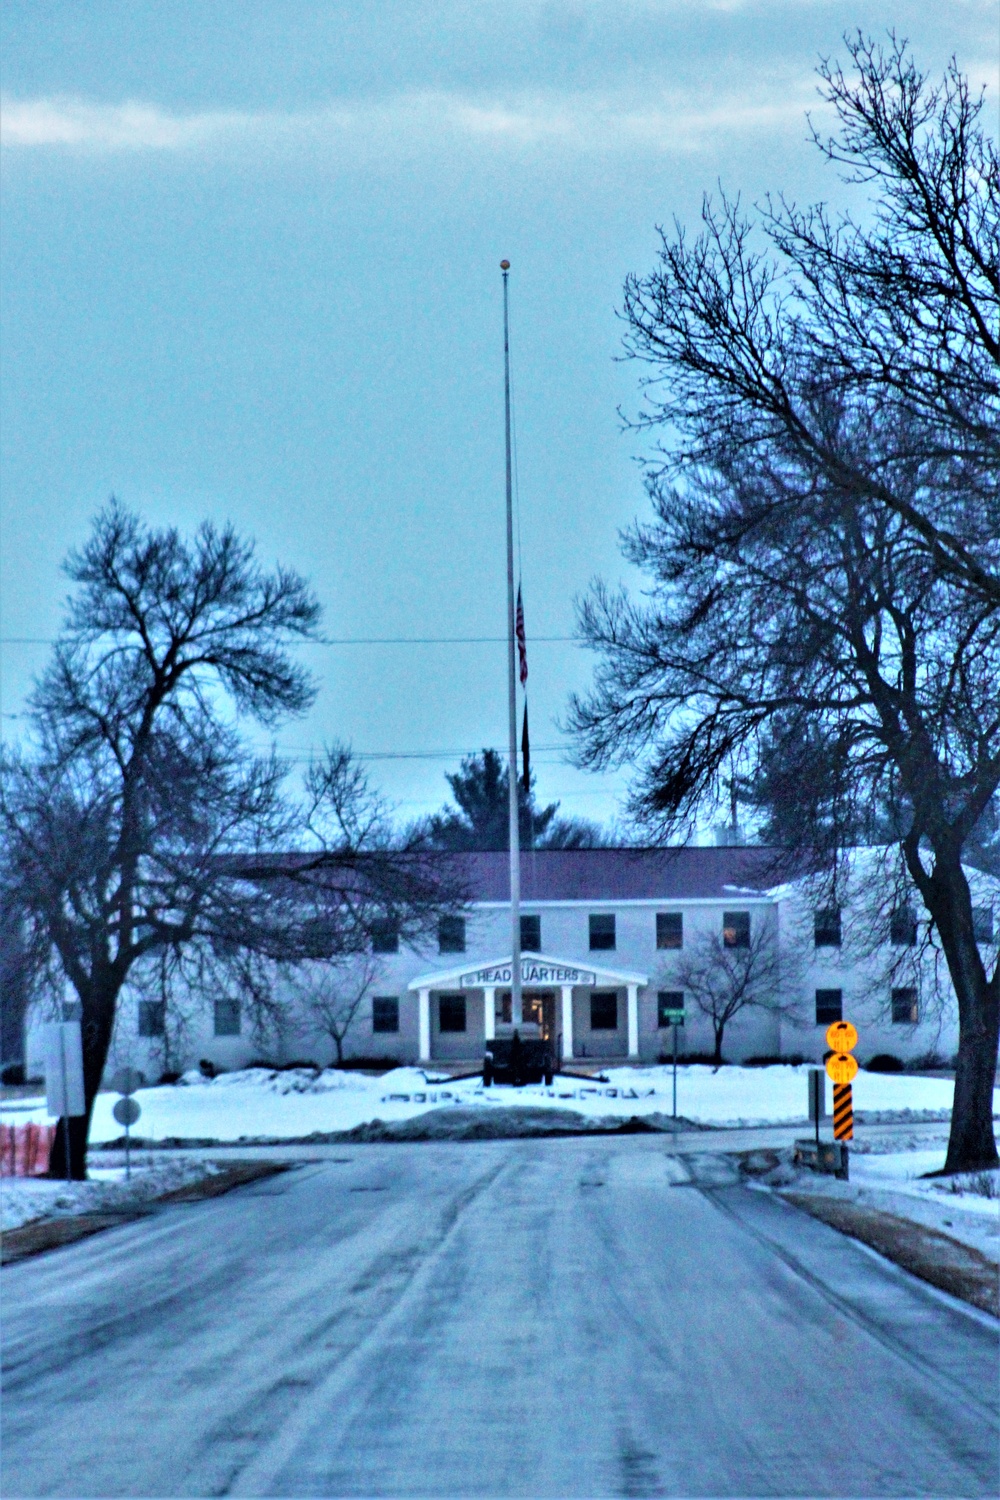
top-left (1, 1), bottom-right (996, 830)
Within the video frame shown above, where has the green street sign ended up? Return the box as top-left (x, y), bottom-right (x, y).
top-left (663, 1010), bottom-right (685, 1024)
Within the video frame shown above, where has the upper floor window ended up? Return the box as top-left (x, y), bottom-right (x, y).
top-left (589, 914), bottom-right (616, 951)
top-left (722, 911), bottom-right (750, 949)
top-left (890, 905), bottom-right (917, 947)
top-left (815, 989), bottom-right (843, 1024)
top-left (371, 919), bottom-right (399, 954)
top-left (214, 999), bottom-right (241, 1037)
top-left (972, 906), bottom-right (994, 945)
top-left (138, 1001), bottom-right (165, 1037)
top-left (438, 993), bottom-right (467, 1032)
top-left (520, 914), bottom-right (541, 952)
top-left (372, 997), bottom-right (399, 1033)
top-left (891, 987), bottom-right (918, 1024)
top-left (438, 915), bottom-right (466, 954)
top-left (814, 908), bottom-right (842, 948)
top-left (656, 912), bottom-right (683, 950)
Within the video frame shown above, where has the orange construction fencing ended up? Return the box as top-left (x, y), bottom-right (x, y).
top-left (0, 1122), bottom-right (58, 1177)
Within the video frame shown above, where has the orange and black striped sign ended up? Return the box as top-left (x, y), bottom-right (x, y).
top-left (833, 1083), bottom-right (853, 1140)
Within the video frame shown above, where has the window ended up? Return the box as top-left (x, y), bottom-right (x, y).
top-left (890, 905), bottom-right (917, 947)
top-left (372, 997), bottom-right (399, 1033)
top-left (815, 989), bottom-right (843, 1024)
top-left (589, 914), bottom-right (616, 951)
top-left (891, 987), bottom-right (919, 1024)
top-left (371, 920), bottom-right (399, 954)
top-left (656, 912), bottom-right (683, 950)
top-left (814, 909), bottom-right (842, 948)
top-left (138, 1001), bottom-right (165, 1038)
top-left (214, 1000), bottom-right (241, 1037)
top-left (657, 991), bottom-right (685, 1028)
top-left (520, 914), bottom-right (541, 952)
top-left (722, 911), bottom-right (750, 948)
top-left (973, 906), bottom-right (995, 944)
top-left (438, 993), bottom-right (467, 1032)
top-left (590, 991), bottom-right (619, 1030)
top-left (438, 915), bottom-right (466, 954)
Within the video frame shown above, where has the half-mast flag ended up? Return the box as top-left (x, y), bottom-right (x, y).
top-left (521, 702), bottom-right (530, 792)
top-left (515, 584), bottom-right (528, 686)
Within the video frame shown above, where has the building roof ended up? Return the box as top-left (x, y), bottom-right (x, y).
top-left (451, 846), bottom-right (803, 903)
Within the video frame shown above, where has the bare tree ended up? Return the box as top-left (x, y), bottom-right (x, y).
top-left (672, 925), bottom-right (786, 1067)
top-left (0, 504), bottom-right (462, 1176)
top-left (571, 37), bottom-right (1000, 1173)
top-left (289, 953), bottom-right (383, 1066)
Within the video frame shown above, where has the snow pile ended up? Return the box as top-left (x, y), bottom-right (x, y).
top-left (0, 1157), bottom-right (222, 1232)
top-left (3, 1062), bottom-right (993, 1145)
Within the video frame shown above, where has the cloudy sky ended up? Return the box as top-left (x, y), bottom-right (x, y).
top-left (1, 1), bottom-right (995, 829)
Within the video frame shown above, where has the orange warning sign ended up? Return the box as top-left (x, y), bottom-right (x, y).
top-left (825, 1020), bottom-right (858, 1053)
top-left (825, 1052), bottom-right (859, 1084)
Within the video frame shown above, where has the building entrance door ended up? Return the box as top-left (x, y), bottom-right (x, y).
top-left (500, 989), bottom-right (557, 1046)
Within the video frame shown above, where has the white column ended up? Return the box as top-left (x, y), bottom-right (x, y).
top-left (484, 988), bottom-right (496, 1042)
top-left (418, 988), bottom-right (431, 1063)
top-left (627, 984), bottom-right (640, 1059)
top-left (560, 985), bottom-right (574, 1061)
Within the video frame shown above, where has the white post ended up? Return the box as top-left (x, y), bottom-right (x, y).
top-left (627, 984), bottom-right (639, 1059)
top-left (560, 985), bottom-right (574, 1062)
top-left (418, 989), bottom-right (431, 1063)
top-left (484, 988), bottom-right (496, 1042)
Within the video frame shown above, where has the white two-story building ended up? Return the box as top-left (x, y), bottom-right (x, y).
top-left (93, 846), bottom-right (997, 1080)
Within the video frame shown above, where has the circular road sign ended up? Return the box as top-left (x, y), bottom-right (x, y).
top-left (825, 1020), bottom-right (858, 1053)
top-left (112, 1096), bottom-right (142, 1127)
top-left (110, 1067), bottom-right (144, 1097)
top-left (825, 1052), bottom-right (859, 1085)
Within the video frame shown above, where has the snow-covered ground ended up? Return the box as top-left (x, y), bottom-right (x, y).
top-left (1, 1062), bottom-right (993, 1144)
top-left (783, 1131), bottom-right (1000, 1264)
top-left (0, 1157), bottom-right (223, 1232)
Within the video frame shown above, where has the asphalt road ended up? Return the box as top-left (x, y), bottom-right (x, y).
top-left (1, 1136), bottom-right (997, 1498)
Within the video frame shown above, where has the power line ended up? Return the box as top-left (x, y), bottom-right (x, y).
top-left (0, 635), bottom-right (578, 647)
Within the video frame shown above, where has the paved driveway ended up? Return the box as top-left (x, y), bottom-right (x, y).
top-left (2, 1136), bottom-right (997, 1497)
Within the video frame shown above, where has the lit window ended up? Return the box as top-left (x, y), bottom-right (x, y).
top-left (814, 909), bottom-right (842, 947)
top-left (214, 1000), bottom-right (241, 1037)
top-left (372, 997), bottom-right (399, 1033)
top-left (438, 994), bottom-right (467, 1032)
top-left (657, 991), bottom-right (685, 1028)
top-left (723, 911), bottom-right (750, 948)
top-left (589, 914), bottom-right (616, 951)
top-left (438, 916), bottom-right (466, 954)
top-left (891, 987), bottom-right (918, 1024)
top-left (656, 913), bottom-right (683, 949)
top-left (890, 906), bottom-right (917, 946)
top-left (138, 1001), bottom-right (165, 1037)
top-left (520, 915), bottom-right (541, 952)
top-left (590, 991), bottom-right (618, 1029)
top-left (815, 989), bottom-right (842, 1024)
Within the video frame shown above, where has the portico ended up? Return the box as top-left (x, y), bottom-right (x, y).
top-left (408, 953), bottom-right (648, 1064)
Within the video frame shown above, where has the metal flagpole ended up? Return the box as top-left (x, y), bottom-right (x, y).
top-left (501, 260), bottom-right (522, 1028)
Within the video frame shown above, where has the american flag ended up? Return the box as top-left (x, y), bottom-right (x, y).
top-left (515, 584), bottom-right (528, 686)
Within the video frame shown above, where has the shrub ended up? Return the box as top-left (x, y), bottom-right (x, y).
top-left (906, 1051), bottom-right (948, 1071)
top-left (865, 1053), bottom-right (905, 1073)
top-left (159, 1070), bottom-right (183, 1085)
top-left (334, 1056), bottom-right (403, 1073)
top-left (742, 1054), bottom-right (806, 1067)
top-left (1, 1062), bottom-right (26, 1085)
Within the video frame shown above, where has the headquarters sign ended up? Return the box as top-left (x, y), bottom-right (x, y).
top-left (460, 961), bottom-right (598, 988)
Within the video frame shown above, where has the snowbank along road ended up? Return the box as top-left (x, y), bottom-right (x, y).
top-left (1, 1135), bottom-right (997, 1498)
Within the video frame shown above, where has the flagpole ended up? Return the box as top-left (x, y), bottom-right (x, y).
top-left (501, 259), bottom-right (522, 1028)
